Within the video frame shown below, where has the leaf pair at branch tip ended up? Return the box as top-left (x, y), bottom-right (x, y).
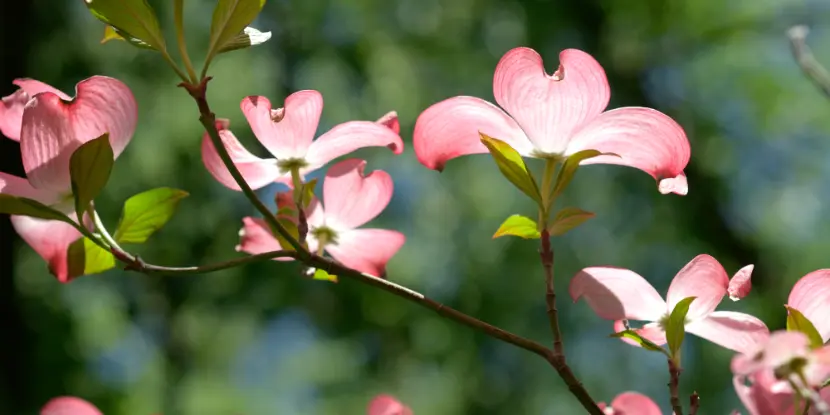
top-left (70, 134), bottom-right (114, 223)
top-left (206, 0), bottom-right (269, 66)
top-left (85, 0), bottom-right (167, 52)
top-left (611, 330), bottom-right (669, 357)
top-left (666, 296), bottom-right (696, 362)
top-left (550, 149), bottom-right (620, 203)
top-left (493, 209), bottom-right (596, 239)
top-left (479, 133), bottom-right (543, 207)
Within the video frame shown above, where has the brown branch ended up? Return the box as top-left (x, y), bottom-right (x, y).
top-left (788, 25), bottom-right (830, 98)
top-left (689, 391), bottom-right (699, 415)
top-left (668, 358), bottom-right (684, 415)
top-left (539, 229), bottom-right (603, 414)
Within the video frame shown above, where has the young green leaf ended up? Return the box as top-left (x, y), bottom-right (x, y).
top-left (610, 330), bottom-right (670, 357)
top-left (217, 27), bottom-right (272, 54)
top-left (548, 207), bottom-right (595, 236)
top-left (101, 25), bottom-right (153, 49)
top-left (206, 0), bottom-right (267, 64)
top-left (312, 269), bottom-right (338, 283)
top-left (550, 150), bottom-right (619, 201)
top-left (666, 296), bottom-right (696, 360)
top-left (493, 215), bottom-right (540, 239)
top-left (301, 178), bottom-right (318, 209)
top-left (113, 188), bottom-right (189, 244)
top-left (479, 133), bottom-right (542, 206)
top-left (0, 195), bottom-right (74, 224)
top-left (70, 134), bottom-right (114, 222)
top-left (786, 306), bottom-right (824, 348)
top-left (67, 237), bottom-right (116, 278)
top-left (85, 0), bottom-right (166, 51)
top-left (272, 217), bottom-right (300, 252)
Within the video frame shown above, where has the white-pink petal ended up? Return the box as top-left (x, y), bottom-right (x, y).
top-left (19, 76), bottom-right (137, 193)
top-left (367, 394), bottom-right (412, 415)
top-left (304, 119), bottom-right (404, 171)
top-left (325, 228), bottom-right (405, 278)
top-left (566, 107), bottom-right (691, 196)
top-left (0, 172), bottom-right (61, 204)
top-left (236, 216), bottom-right (319, 260)
top-left (493, 47), bottom-right (610, 154)
top-left (322, 159), bottom-right (393, 230)
top-left (0, 79), bottom-right (70, 141)
top-left (11, 215), bottom-right (81, 283)
top-left (200, 120), bottom-right (282, 191)
top-left (241, 91), bottom-right (322, 160)
top-left (40, 396), bottom-right (103, 415)
top-left (412, 96), bottom-right (531, 171)
top-left (569, 266), bottom-right (666, 321)
top-left (787, 269), bottom-right (830, 342)
top-left (665, 254), bottom-right (729, 321)
top-left (686, 311), bottom-right (769, 354)
top-left (607, 392), bottom-right (662, 415)
top-left (728, 264), bottom-right (754, 301)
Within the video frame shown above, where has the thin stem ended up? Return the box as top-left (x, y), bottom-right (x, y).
top-left (173, 0), bottom-right (198, 83)
top-left (788, 25), bottom-right (830, 98)
top-left (668, 358), bottom-right (684, 415)
top-left (540, 158), bottom-right (558, 219)
top-left (160, 50), bottom-right (191, 84)
top-left (179, 78), bottom-right (307, 258)
top-left (689, 391), bottom-right (699, 415)
top-left (539, 229), bottom-right (602, 414)
top-left (794, 372), bottom-right (830, 415)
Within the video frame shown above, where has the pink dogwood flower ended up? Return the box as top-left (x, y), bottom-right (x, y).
top-left (569, 254), bottom-right (769, 353)
top-left (732, 331), bottom-right (830, 415)
top-left (368, 394), bottom-right (412, 415)
top-left (40, 396), bottom-right (103, 415)
top-left (413, 47), bottom-right (691, 195)
top-left (237, 158), bottom-right (405, 277)
top-left (787, 269), bottom-right (830, 344)
top-left (0, 76), bottom-right (137, 282)
top-left (201, 90), bottom-right (403, 191)
top-left (598, 392), bottom-right (662, 415)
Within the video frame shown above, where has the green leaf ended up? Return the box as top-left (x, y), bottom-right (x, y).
top-left (70, 134), bottom-right (114, 222)
top-left (217, 26), bottom-right (272, 54)
top-left (479, 133), bottom-right (542, 206)
top-left (85, 0), bottom-right (166, 51)
top-left (0, 195), bottom-right (75, 224)
top-left (786, 306), bottom-right (825, 348)
top-left (113, 188), bottom-right (189, 244)
top-left (67, 237), bottom-right (116, 277)
top-left (101, 25), bottom-right (153, 49)
top-left (272, 217), bottom-right (300, 252)
top-left (493, 215), bottom-right (540, 239)
top-left (666, 296), bottom-right (696, 360)
top-left (207, 0), bottom-right (267, 63)
top-left (610, 330), bottom-right (670, 356)
top-left (550, 150), bottom-right (619, 201)
top-left (312, 269), bottom-right (338, 283)
top-left (301, 178), bottom-right (318, 209)
top-left (548, 207), bottom-right (595, 236)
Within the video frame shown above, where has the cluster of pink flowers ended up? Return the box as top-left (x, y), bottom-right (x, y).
top-left (4, 45), bottom-right (830, 414)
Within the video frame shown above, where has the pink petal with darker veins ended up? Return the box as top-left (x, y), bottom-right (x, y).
top-left (565, 107), bottom-right (691, 195)
top-left (325, 229), bottom-right (405, 278)
top-left (322, 159), bottom-right (393, 230)
top-left (11, 215), bottom-right (81, 283)
top-left (0, 79), bottom-right (70, 141)
top-left (304, 119), bottom-right (404, 171)
top-left (368, 394), bottom-right (412, 415)
top-left (787, 269), bottom-right (830, 342)
top-left (412, 96), bottom-right (531, 171)
top-left (40, 396), bottom-right (102, 415)
top-left (20, 76), bottom-right (137, 193)
top-left (613, 320), bottom-right (667, 347)
top-left (608, 392), bottom-right (662, 415)
top-left (728, 264), bottom-right (754, 301)
top-left (0, 172), bottom-right (61, 204)
top-left (686, 311), bottom-right (769, 354)
top-left (665, 254), bottom-right (729, 321)
top-left (200, 119), bottom-right (281, 191)
top-left (493, 47), bottom-right (610, 154)
top-left (241, 91), bottom-right (322, 160)
top-left (569, 266), bottom-right (666, 322)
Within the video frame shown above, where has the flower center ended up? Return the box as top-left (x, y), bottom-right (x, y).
top-left (276, 158), bottom-right (309, 174)
top-left (530, 151), bottom-right (565, 161)
top-left (311, 225), bottom-right (338, 254)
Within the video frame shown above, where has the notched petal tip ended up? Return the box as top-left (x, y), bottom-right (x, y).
top-left (658, 172), bottom-right (688, 195)
top-left (376, 111), bottom-right (400, 135)
top-left (728, 264), bottom-right (754, 301)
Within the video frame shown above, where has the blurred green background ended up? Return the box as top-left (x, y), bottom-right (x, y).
top-left (2, 0), bottom-right (830, 414)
